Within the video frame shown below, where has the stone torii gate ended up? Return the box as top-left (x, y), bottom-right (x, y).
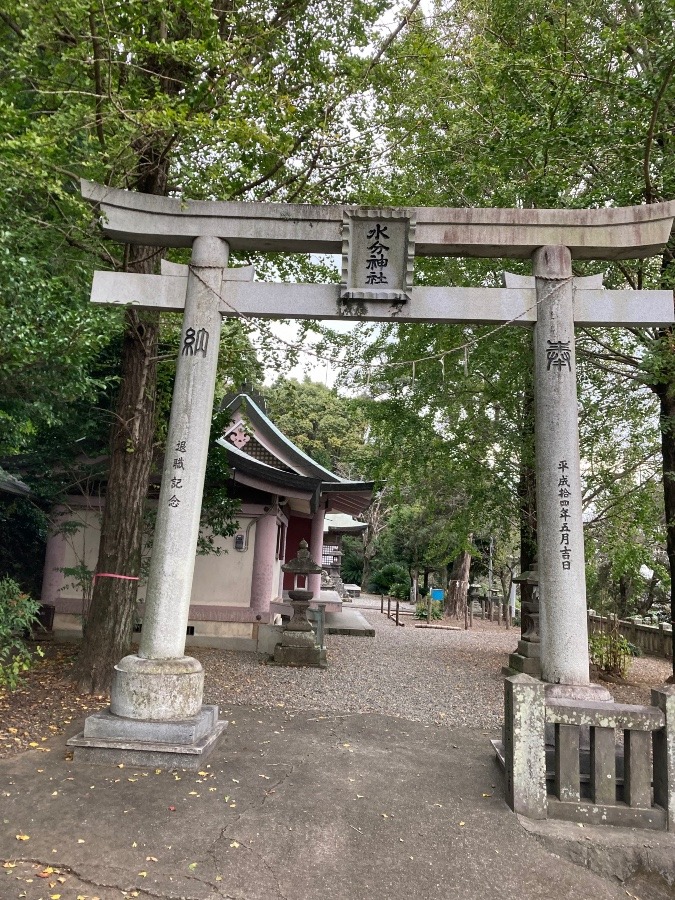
top-left (69, 184), bottom-right (675, 828)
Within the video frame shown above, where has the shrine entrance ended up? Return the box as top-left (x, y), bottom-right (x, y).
top-left (69, 182), bottom-right (675, 831)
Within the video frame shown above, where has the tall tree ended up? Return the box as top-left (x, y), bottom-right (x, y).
top-left (1, 0), bottom-right (394, 692)
top-left (328, 0), bottom-right (674, 655)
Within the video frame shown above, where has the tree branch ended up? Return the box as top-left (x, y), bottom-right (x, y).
top-left (0, 11), bottom-right (24, 38)
top-left (644, 60), bottom-right (675, 204)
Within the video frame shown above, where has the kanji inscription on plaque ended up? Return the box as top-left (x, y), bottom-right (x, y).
top-left (340, 208), bottom-right (415, 303)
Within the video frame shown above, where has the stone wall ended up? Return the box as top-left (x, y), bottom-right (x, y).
top-left (588, 612), bottom-right (673, 661)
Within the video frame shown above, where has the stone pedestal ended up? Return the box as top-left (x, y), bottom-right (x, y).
top-left (272, 588), bottom-right (326, 668)
top-left (504, 638), bottom-right (541, 677)
top-left (503, 565), bottom-right (541, 677)
top-left (70, 705), bottom-right (227, 769)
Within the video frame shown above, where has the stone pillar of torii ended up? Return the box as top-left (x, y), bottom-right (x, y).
top-left (68, 182), bottom-right (675, 766)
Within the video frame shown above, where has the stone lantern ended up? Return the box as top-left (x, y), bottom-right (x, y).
top-left (272, 540), bottom-right (327, 668)
top-left (503, 559), bottom-right (540, 677)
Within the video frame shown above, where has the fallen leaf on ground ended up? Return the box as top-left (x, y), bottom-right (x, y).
top-left (16, 834), bottom-right (30, 841)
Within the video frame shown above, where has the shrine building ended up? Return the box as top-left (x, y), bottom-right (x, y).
top-left (41, 388), bottom-right (373, 650)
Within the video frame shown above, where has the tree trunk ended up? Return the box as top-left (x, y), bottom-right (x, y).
top-left (518, 355), bottom-right (537, 633)
top-left (444, 548), bottom-right (471, 619)
top-left (654, 380), bottom-right (675, 680)
top-left (74, 300), bottom-right (160, 692)
top-left (73, 132), bottom-right (170, 694)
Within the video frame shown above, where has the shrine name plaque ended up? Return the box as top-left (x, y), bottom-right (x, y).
top-left (340, 208), bottom-right (415, 303)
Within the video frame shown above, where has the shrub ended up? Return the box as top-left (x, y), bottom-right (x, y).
top-left (0, 577), bottom-right (43, 689)
top-left (589, 630), bottom-right (632, 680)
top-left (388, 580), bottom-right (410, 601)
top-left (414, 600), bottom-right (443, 620)
top-left (369, 563), bottom-right (410, 596)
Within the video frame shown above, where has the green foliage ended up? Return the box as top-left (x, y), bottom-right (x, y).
top-left (588, 630), bottom-right (633, 680)
top-left (264, 378), bottom-right (369, 476)
top-left (414, 600), bottom-right (443, 620)
top-left (369, 563), bottom-right (410, 596)
top-left (0, 498), bottom-right (48, 597)
top-left (388, 580), bottom-right (410, 601)
top-left (340, 536), bottom-right (365, 586)
top-left (0, 577), bottom-right (43, 689)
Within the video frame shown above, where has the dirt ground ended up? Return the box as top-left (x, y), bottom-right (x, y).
top-left (0, 642), bottom-right (107, 760)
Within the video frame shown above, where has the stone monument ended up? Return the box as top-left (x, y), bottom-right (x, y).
top-left (503, 560), bottom-right (540, 677)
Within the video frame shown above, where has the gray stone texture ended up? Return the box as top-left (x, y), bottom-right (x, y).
top-left (533, 245), bottom-right (591, 686)
top-left (91, 271), bottom-right (675, 326)
top-left (82, 179), bottom-right (675, 259)
top-left (83, 704), bottom-right (219, 744)
top-left (554, 723), bottom-right (581, 801)
top-left (503, 674), bottom-right (547, 819)
top-left (590, 725), bottom-right (616, 804)
top-left (652, 684), bottom-right (675, 831)
top-left (140, 235), bottom-right (229, 662)
top-left (110, 654), bottom-right (204, 720)
top-left (68, 717), bottom-right (228, 770)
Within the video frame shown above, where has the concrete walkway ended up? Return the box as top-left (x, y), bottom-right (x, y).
top-left (2, 703), bottom-right (674, 900)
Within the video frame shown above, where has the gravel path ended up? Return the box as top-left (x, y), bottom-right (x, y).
top-left (198, 609), bottom-right (520, 732)
top-left (197, 599), bottom-right (673, 731)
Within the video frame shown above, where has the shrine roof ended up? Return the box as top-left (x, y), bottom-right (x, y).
top-left (324, 513), bottom-right (368, 534)
top-left (221, 391), bottom-right (351, 483)
top-left (217, 391), bottom-right (373, 514)
top-left (0, 466), bottom-right (31, 497)
top-left (218, 442), bottom-right (373, 515)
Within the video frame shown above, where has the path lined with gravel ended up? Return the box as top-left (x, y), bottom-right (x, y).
top-left (199, 609), bottom-right (520, 731)
top-left (197, 599), bottom-right (672, 731)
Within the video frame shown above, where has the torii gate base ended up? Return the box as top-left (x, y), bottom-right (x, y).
top-left (67, 184), bottom-right (675, 825)
top-left (499, 675), bottom-right (675, 831)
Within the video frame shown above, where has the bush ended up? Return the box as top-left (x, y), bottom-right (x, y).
top-left (388, 580), bottom-right (410, 601)
top-left (0, 577), bottom-right (43, 689)
top-left (414, 600), bottom-right (443, 620)
top-left (369, 563), bottom-right (410, 596)
top-left (589, 630), bottom-right (632, 680)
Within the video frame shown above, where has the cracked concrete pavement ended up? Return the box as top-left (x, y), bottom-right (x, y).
top-left (2, 704), bottom-right (675, 900)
